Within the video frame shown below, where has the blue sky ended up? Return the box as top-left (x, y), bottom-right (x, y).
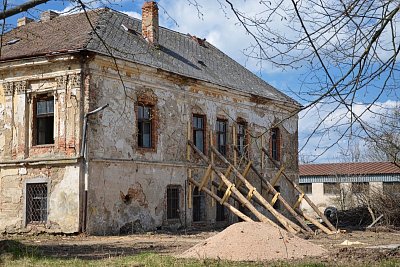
top-left (3, 0), bottom-right (399, 163)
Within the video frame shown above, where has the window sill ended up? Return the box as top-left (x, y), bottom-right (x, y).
top-left (32, 144), bottom-right (55, 148)
top-left (137, 147), bottom-right (157, 153)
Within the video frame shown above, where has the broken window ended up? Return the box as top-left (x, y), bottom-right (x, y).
top-left (237, 122), bottom-right (247, 156)
top-left (193, 114), bottom-right (205, 153)
top-left (216, 189), bottom-right (226, 221)
top-left (216, 119), bottom-right (227, 156)
top-left (300, 183), bottom-right (312, 194)
top-left (192, 187), bottom-right (206, 222)
top-left (137, 105), bottom-right (153, 148)
top-left (34, 96), bottom-right (54, 145)
top-left (270, 128), bottom-right (281, 161)
top-left (26, 183), bottom-right (47, 224)
top-left (167, 186), bottom-right (180, 219)
top-left (323, 183), bottom-right (340, 195)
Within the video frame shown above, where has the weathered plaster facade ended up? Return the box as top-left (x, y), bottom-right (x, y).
top-left (0, 6), bottom-right (300, 235)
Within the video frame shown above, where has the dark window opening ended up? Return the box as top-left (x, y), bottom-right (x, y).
top-left (383, 182), bottom-right (400, 194)
top-left (167, 186), bottom-right (180, 219)
top-left (26, 183), bottom-right (47, 224)
top-left (138, 105), bottom-right (153, 148)
top-left (193, 115), bottom-right (205, 153)
top-left (271, 128), bottom-right (281, 161)
top-left (273, 186), bottom-right (280, 209)
top-left (216, 119), bottom-right (227, 156)
top-left (192, 187), bottom-right (206, 222)
top-left (35, 97), bottom-right (54, 145)
top-left (300, 183), bottom-right (312, 194)
top-left (351, 182), bottom-right (369, 194)
top-left (237, 122), bottom-right (247, 156)
top-left (216, 189), bottom-right (227, 221)
top-left (323, 183), bottom-right (340, 195)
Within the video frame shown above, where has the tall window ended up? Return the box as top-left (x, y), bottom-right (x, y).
top-left (167, 186), bottom-right (180, 219)
top-left (35, 96), bottom-right (54, 145)
top-left (216, 189), bottom-right (226, 221)
top-left (271, 128), bottom-right (281, 161)
top-left (237, 122), bottom-right (247, 156)
top-left (193, 115), bottom-right (205, 153)
top-left (216, 119), bottom-right (227, 155)
top-left (193, 187), bottom-right (206, 222)
top-left (26, 183), bottom-right (48, 224)
top-left (137, 105), bottom-right (152, 148)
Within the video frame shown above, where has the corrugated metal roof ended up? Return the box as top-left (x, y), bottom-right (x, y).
top-left (299, 174), bottom-right (400, 183)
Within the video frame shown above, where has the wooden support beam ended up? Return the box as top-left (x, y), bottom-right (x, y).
top-left (188, 141), bottom-right (279, 227)
top-left (298, 209), bottom-right (333, 235)
top-left (249, 162), bottom-right (314, 233)
top-left (199, 165), bottom-right (212, 190)
top-left (210, 145), bottom-right (298, 234)
top-left (189, 178), bottom-right (252, 222)
top-left (293, 193), bottom-right (304, 209)
top-left (261, 147), bottom-right (337, 232)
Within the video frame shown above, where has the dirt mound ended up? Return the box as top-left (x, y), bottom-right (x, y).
top-left (179, 222), bottom-right (327, 262)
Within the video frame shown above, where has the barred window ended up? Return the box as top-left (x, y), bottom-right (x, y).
top-left (26, 183), bottom-right (48, 224)
top-left (167, 186), bottom-right (180, 219)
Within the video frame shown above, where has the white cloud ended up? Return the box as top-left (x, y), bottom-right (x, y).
top-left (122, 11), bottom-right (141, 20)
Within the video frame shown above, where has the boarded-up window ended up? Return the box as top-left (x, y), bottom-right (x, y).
top-left (35, 96), bottom-right (54, 145)
top-left (26, 183), bottom-right (47, 224)
top-left (167, 186), bottom-right (180, 219)
top-left (323, 183), bottom-right (340, 195)
top-left (300, 183), bottom-right (312, 194)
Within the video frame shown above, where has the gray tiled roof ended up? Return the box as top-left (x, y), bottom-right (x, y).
top-left (1, 9), bottom-right (299, 105)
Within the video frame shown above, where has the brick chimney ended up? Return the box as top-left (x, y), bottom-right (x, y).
top-left (17, 17), bottom-right (34, 27)
top-left (41, 10), bottom-right (59, 22)
top-left (141, 1), bottom-right (159, 45)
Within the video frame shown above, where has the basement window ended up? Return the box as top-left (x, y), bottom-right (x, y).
top-left (137, 105), bottom-right (153, 148)
top-left (237, 121), bottom-right (247, 156)
top-left (34, 96), bottom-right (54, 145)
top-left (167, 186), bottom-right (180, 219)
top-left (270, 128), bottom-right (281, 161)
top-left (216, 119), bottom-right (227, 156)
top-left (26, 183), bottom-right (48, 225)
top-left (193, 114), bottom-right (206, 153)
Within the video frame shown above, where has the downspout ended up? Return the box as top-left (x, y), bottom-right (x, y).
top-left (81, 103), bottom-right (109, 233)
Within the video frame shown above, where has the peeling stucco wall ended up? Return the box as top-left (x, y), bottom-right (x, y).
top-left (85, 55), bottom-right (300, 234)
top-left (0, 56), bottom-right (84, 234)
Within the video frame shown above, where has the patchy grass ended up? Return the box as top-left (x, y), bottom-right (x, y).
top-left (1, 239), bottom-right (400, 267)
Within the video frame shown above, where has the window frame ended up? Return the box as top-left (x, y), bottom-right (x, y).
top-left (137, 104), bottom-right (154, 149)
top-left (25, 181), bottom-right (48, 225)
top-left (33, 95), bottom-right (55, 146)
top-left (216, 118), bottom-right (227, 156)
top-left (236, 120), bottom-right (247, 157)
top-left (192, 114), bottom-right (206, 153)
top-left (270, 127), bottom-right (281, 161)
top-left (323, 182), bottom-right (341, 195)
top-left (300, 183), bottom-right (312, 194)
top-left (166, 186), bottom-right (180, 220)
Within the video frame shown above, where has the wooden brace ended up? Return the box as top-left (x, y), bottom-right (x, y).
top-left (220, 184), bottom-right (234, 204)
top-left (293, 193), bottom-right (304, 209)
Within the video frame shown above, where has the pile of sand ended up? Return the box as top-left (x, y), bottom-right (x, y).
top-left (179, 222), bottom-right (326, 262)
